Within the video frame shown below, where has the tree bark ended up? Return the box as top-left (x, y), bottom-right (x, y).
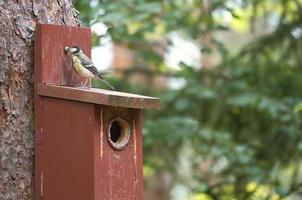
top-left (0, 1), bottom-right (80, 199)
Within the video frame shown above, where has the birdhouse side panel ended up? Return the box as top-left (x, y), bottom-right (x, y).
top-left (35, 97), bottom-right (96, 200)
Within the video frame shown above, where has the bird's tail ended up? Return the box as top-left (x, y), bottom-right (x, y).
top-left (98, 77), bottom-right (115, 90)
top-left (95, 71), bottom-right (115, 90)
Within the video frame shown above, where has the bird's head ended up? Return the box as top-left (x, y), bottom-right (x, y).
top-left (67, 46), bottom-right (81, 54)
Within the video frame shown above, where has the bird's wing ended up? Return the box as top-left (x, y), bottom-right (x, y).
top-left (77, 52), bottom-right (94, 66)
top-left (86, 65), bottom-right (102, 78)
top-left (77, 52), bottom-right (104, 79)
top-left (85, 64), bottom-right (115, 90)
top-left (77, 52), bottom-right (115, 90)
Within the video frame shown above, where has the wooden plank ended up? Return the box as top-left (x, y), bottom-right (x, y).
top-left (37, 84), bottom-right (160, 109)
top-left (94, 107), bottom-right (143, 199)
top-left (35, 23), bottom-right (91, 87)
top-left (34, 24), bottom-right (93, 200)
top-left (37, 97), bottom-right (95, 200)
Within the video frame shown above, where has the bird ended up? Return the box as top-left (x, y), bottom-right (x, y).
top-left (64, 46), bottom-right (115, 90)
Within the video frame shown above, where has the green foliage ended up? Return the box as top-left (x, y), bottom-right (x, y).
top-left (294, 103), bottom-right (302, 113)
top-left (75, 0), bottom-right (302, 199)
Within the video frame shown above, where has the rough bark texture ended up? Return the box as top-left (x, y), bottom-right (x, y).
top-left (0, 1), bottom-right (80, 199)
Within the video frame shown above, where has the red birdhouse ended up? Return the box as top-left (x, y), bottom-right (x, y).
top-left (34, 24), bottom-right (160, 200)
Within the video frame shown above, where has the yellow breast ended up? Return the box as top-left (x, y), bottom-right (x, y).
top-left (71, 55), bottom-right (95, 78)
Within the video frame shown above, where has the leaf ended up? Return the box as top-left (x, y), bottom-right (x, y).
top-left (102, 13), bottom-right (126, 23)
top-left (136, 2), bottom-right (161, 14)
top-left (227, 93), bottom-right (259, 107)
top-left (294, 103), bottom-right (302, 112)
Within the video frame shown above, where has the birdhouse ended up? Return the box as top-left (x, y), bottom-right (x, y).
top-left (34, 24), bottom-right (160, 200)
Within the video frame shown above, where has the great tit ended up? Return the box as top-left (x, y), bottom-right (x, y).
top-left (65, 46), bottom-right (114, 90)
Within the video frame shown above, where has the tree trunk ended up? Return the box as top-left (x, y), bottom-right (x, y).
top-left (0, 1), bottom-right (80, 199)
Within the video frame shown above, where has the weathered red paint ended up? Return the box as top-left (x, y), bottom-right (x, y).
top-left (94, 106), bottom-right (144, 199)
top-left (37, 97), bottom-right (96, 199)
top-left (34, 24), bottom-right (159, 200)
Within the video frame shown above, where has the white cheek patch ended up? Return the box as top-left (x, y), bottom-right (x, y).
top-left (70, 48), bottom-right (77, 53)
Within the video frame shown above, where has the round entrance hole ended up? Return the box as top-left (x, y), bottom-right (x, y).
top-left (108, 118), bottom-right (130, 150)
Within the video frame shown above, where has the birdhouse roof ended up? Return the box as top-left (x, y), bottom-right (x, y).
top-left (37, 84), bottom-right (160, 109)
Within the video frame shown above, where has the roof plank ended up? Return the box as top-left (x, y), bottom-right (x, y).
top-left (37, 84), bottom-right (160, 109)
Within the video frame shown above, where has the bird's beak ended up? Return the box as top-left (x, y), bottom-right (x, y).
top-left (64, 46), bottom-right (70, 53)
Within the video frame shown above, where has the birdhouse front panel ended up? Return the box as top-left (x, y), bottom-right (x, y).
top-left (94, 106), bottom-right (143, 199)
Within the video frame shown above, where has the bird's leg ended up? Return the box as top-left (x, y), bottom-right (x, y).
top-left (79, 79), bottom-right (88, 88)
top-left (89, 78), bottom-right (92, 88)
top-left (83, 79), bottom-right (88, 88)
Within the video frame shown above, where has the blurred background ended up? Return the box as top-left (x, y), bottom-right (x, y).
top-left (74, 0), bottom-right (302, 199)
